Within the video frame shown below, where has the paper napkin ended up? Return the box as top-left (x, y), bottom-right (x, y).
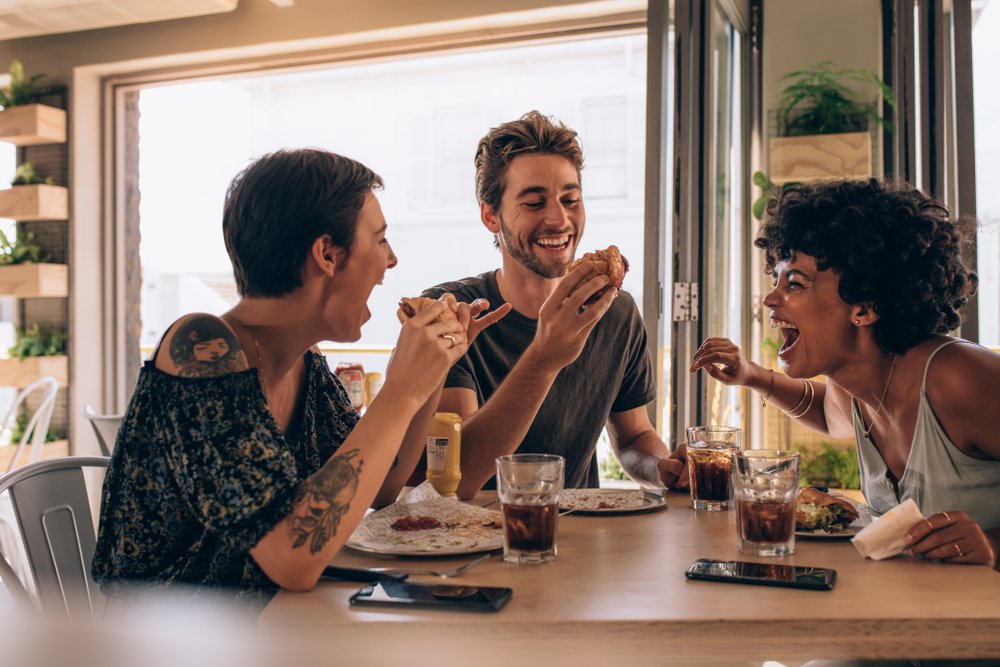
top-left (851, 498), bottom-right (924, 560)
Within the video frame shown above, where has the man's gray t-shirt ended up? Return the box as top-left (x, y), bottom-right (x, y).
top-left (423, 270), bottom-right (656, 488)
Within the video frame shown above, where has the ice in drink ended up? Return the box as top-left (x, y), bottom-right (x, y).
top-left (687, 440), bottom-right (737, 511)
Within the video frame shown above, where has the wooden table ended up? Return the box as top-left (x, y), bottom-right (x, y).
top-left (260, 491), bottom-right (1000, 666)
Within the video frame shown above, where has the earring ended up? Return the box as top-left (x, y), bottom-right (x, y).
top-left (854, 320), bottom-right (861, 325)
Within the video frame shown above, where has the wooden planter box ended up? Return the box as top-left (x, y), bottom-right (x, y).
top-left (769, 131), bottom-right (872, 185)
top-left (0, 355), bottom-right (68, 387)
top-left (0, 263), bottom-right (68, 297)
top-left (0, 183), bottom-right (68, 220)
top-left (0, 103), bottom-right (66, 146)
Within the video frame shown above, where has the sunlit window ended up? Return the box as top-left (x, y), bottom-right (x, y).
top-left (137, 34), bottom-right (648, 367)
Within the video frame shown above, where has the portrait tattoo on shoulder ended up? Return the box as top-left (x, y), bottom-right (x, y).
top-left (288, 448), bottom-right (364, 554)
top-left (169, 315), bottom-right (248, 377)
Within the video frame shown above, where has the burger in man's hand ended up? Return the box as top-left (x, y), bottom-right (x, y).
top-left (567, 245), bottom-right (629, 304)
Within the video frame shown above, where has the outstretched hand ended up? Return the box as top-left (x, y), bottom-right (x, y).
top-left (689, 337), bottom-right (760, 388)
top-left (438, 295), bottom-right (512, 346)
top-left (906, 510), bottom-right (998, 568)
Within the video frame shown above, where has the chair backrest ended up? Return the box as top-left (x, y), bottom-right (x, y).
top-left (2, 377), bottom-right (60, 474)
top-left (82, 404), bottom-right (123, 457)
top-left (0, 456), bottom-right (109, 619)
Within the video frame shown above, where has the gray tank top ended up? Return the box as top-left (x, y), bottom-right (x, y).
top-left (853, 339), bottom-right (1000, 529)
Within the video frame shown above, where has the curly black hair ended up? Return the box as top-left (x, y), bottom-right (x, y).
top-left (755, 179), bottom-right (978, 354)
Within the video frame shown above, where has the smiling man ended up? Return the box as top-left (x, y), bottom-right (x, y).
top-left (422, 111), bottom-right (687, 497)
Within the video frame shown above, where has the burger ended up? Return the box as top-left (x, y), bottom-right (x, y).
top-left (796, 487), bottom-right (860, 533)
top-left (567, 245), bottom-right (629, 304)
top-left (396, 296), bottom-right (457, 325)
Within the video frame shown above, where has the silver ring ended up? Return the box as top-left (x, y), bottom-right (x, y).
top-left (954, 543), bottom-right (963, 558)
top-left (941, 511), bottom-right (952, 525)
top-left (442, 334), bottom-right (456, 348)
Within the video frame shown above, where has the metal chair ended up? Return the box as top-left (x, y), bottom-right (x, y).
top-left (1, 377), bottom-right (60, 474)
top-left (0, 456), bottom-right (109, 619)
top-left (82, 404), bottom-right (123, 457)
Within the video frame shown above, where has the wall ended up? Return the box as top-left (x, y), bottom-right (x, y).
top-left (759, 0), bottom-right (881, 465)
top-left (0, 0), bottom-right (645, 453)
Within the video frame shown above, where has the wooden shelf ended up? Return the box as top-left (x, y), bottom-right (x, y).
top-left (769, 131), bottom-right (872, 184)
top-left (0, 355), bottom-right (68, 387)
top-left (0, 263), bottom-right (68, 297)
top-left (0, 103), bottom-right (66, 146)
top-left (0, 183), bottom-right (68, 220)
top-left (0, 438), bottom-right (69, 471)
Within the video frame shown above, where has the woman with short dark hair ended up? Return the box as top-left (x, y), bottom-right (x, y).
top-left (691, 178), bottom-right (1000, 570)
top-left (94, 149), bottom-right (502, 605)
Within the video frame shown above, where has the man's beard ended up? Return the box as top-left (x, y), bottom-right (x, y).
top-left (497, 215), bottom-right (573, 279)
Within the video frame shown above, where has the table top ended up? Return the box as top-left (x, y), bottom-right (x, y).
top-left (259, 490), bottom-right (1000, 666)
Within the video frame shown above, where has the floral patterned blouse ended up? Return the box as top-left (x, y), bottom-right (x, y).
top-left (92, 350), bottom-right (358, 608)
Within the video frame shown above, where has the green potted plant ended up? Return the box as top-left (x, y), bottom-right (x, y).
top-left (769, 61), bottom-right (894, 184)
top-left (0, 221), bottom-right (66, 298)
top-left (0, 160), bottom-right (68, 221)
top-left (0, 323), bottom-right (68, 387)
top-left (0, 59), bottom-right (65, 146)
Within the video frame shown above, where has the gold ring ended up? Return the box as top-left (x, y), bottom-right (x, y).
top-left (442, 334), bottom-right (456, 347)
top-left (941, 511), bottom-right (952, 525)
top-left (954, 543), bottom-right (963, 558)
top-left (925, 518), bottom-right (934, 531)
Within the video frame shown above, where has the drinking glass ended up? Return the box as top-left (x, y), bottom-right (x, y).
top-left (733, 450), bottom-right (801, 557)
top-left (686, 426), bottom-right (741, 511)
top-left (495, 454), bottom-right (564, 564)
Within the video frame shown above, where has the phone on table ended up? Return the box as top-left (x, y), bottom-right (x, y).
top-left (685, 558), bottom-right (836, 591)
top-left (349, 580), bottom-right (513, 612)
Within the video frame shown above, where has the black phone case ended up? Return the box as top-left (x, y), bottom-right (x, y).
top-left (685, 560), bottom-right (836, 591)
top-left (349, 580), bottom-right (513, 612)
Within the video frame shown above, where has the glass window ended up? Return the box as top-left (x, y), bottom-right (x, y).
top-left (972, 0), bottom-right (1000, 347)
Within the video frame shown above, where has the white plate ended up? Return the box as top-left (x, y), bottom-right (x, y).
top-left (346, 497), bottom-right (503, 557)
top-left (795, 525), bottom-right (862, 540)
top-left (559, 490), bottom-right (667, 515)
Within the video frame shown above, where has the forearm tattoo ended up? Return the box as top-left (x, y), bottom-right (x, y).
top-left (169, 315), bottom-right (247, 377)
top-left (288, 448), bottom-right (364, 554)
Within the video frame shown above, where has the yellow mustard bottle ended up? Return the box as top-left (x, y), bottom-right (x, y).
top-left (425, 412), bottom-right (462, 496)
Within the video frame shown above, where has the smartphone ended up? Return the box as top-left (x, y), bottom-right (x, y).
top-left (349, 580), bottom-right (513, 612)
top-left (685, 558), bottom-right (836, 591)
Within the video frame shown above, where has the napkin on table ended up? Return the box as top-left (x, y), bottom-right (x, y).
top-left (851, 498), bottom-right (924, 560)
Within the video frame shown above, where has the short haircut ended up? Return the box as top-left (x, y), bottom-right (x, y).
top-left (223, 148), bottom-right (383, 297)
top-left (755, 178), bottom-right (978, 354)
top-left (474, 111), bottom-right (584, 246)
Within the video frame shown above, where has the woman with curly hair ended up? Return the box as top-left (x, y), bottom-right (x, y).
top-left (690, 179), bottom-right (1000, 570)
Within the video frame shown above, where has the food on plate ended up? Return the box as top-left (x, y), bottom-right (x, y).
top-left (391, 516), bottom-right (443, 532)
top-left (396, 296), bottom-right (457, 325)
top-left (796, 487), bottom-right (860, 533)
top-left (559, 488), bottom-right (646, 511)
top-left (567, 245), bottom-right (630, 304)
top-left (348, 497), bottom-right (503, 553)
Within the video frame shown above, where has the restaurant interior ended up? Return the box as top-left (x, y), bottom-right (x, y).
top-left (0, 1), bottom-right (997, 665)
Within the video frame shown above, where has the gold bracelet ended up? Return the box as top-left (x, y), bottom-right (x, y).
top-left (783, 379), bottom-right (810, 415)
top-left (761, 368), bottom-right (775, 407)
top-left (785, 380), bottom-right (815, 419)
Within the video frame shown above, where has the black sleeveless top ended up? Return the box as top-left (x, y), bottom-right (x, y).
top-left (92, 350), bottom-right (358, 607)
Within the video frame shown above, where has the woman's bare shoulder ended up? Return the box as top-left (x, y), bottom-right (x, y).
top-left (153, 313), bottom-right (249, 378)
top-left (924, 338), bottom-right (1000, 458)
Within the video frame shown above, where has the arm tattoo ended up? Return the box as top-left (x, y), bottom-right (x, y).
top-left (288, 448), bottom-right (364, 554)
top-left (168, 315), bottom-right (248, 377)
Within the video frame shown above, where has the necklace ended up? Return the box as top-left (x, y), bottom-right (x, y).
top-left (229, 315), bottom-right (291, 424)
top-left (862, 353), bottom-right (896, 437)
